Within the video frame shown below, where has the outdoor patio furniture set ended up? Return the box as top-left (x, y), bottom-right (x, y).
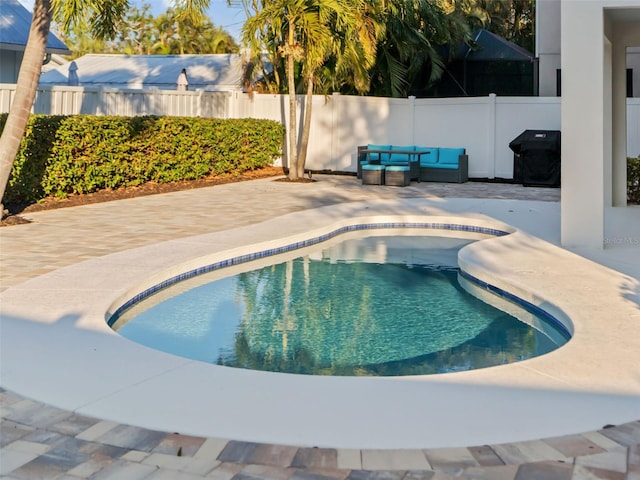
top-left (357, 145), bottom-right (469, 186)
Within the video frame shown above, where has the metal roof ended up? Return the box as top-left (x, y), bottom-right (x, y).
top-left (39, 54), bottom-right (247, 91)
top-left (0, 0), bottom-right (71, 54)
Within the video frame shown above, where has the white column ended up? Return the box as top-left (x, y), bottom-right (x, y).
top-left (561, 0), bottom-right (606, 248)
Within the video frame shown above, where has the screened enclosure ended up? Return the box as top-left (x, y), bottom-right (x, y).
top-left (419, 29), bottom-right (536, 98)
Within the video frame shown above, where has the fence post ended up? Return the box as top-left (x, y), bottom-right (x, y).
top-left (196, 89), bottom-right (202, 118)
top-left (409, 95), bottom-right (416, 145)
top-left (96, 86), bottom-right (105, 116)
top-left (488, 93), bottom-right (497, 179)
top-left (331, 92), bottom-right (341, 171)
top-left (228, 91), bottom-right (238, 119)
top-left (0, 84), bottom-right (16, 113)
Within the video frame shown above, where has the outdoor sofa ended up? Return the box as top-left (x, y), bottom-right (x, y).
top-left (357, 145), bottom-right (468, 184)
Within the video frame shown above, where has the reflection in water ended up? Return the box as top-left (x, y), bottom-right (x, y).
top-left (115, 236), bottom-right (565, 376)
top-left (218, 259), bottom-right (552, 376)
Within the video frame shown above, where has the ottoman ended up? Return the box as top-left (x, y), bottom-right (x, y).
top-left (385, 165), bottom-right (410, 186)
top-left (358, 158), bottom-right (381, 179)
top-left (357, 160), bottom-right (368, 179)
top-left (361, 164), bottom-right (386, 185)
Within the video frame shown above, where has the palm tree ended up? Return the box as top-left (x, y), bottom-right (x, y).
top-left (0, 0), bottom-right (52, 216)
top-left (316, 0), bottom-right (382, 95)
top-left (0, 0), bottom-right (210, 216)
top-left (241, 0), bottom-right (379, 180)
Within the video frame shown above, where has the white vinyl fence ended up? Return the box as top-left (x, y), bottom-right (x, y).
top-left (0, 84), bottom-right (230, 118)
top-left (2, 84), bottom-right (639, 179)
top-left (233, 92), bottom-right (639, 179)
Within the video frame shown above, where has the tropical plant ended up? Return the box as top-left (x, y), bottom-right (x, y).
top-left (151, 8), bottom-right (239, 54)
top-left (245, 0), bottom-right (474, 99)
top-left (240, 0), bottom-right (380, 180)
top-left (628, 156), bottom-right (640, 205)
top-left (106, 4), bottom-right (157, 54)
top-left (456, 0), bottom-right (536, 52)
top-left (368, 0), bottom-right (472, 98)
top-left (313, 0), bottom-right (382, 94)
top-left (0, 0), bottom-right (211, 215)
top-left (58, 4), bottom-right (239, 56)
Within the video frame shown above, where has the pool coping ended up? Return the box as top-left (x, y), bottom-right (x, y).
top-left (107, 220), bottom-right (512, 324)
top-left (1, 198), bottom-right (639, 450)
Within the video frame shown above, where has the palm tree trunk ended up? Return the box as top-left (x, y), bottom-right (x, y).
top-left (286, 24), bottom-right (299, 180)
top-left (297, 75), bottom-right (314, 178)
top-left (0, 0), bottom-right (51, 215)
top-left (287, 54), bottom-right (299, 180)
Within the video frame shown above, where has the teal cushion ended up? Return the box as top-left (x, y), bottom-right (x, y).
top-left (414, 147), bottom-right (439, 165)
top-left (367, 144), bottom-right (391, 162)
top-left (382, 160), bottom-right (414, 165)
top-left (368, 144), bottom-right (391, 149)
top-left (386, 165), bottom-right (410, 172)
top-left (430, 163), bottom-right (459, 170)
top-left (439, 148), bottom-right (465, 165)
top-left (362, 164), bottom-right (385, 171)
top-left (389, 145), bottom-right (413, 164)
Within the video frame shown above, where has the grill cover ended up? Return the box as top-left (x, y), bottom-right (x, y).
top-left (509, 130), bottom-right (561, 187)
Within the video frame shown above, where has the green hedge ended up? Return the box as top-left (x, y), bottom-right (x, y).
top-left (629, 156), bottom-right (640, 205)
top-left (0, 114), bottom-right (284, 203)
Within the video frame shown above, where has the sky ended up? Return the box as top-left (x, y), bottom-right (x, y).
top-left (18, 0), bottom-right (246, 42)
top-left (141, 0), bottom-right (245, 41)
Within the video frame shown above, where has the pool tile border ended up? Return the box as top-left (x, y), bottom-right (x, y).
top-left (108, 218), bottom-right (571, 353)
top-left (458, 270), bottom-right (572, 340)
top-left (107, 222), bottom-right (510, 326)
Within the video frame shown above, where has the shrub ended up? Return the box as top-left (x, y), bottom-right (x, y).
top-left (0, 115), bottom-right (66, 204)
top-left (629, 155), bottom-right (640, 205)
top-left (1, 114), bottom-right (284, 203)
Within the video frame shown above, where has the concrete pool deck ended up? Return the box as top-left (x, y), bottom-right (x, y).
top-left (1, 175), bottom-right (639, 478)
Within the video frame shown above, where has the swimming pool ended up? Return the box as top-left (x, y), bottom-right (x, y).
top-left (3, 197), bottom-right (638, 450)
top-left (110, 234), bottom-right (569, 376)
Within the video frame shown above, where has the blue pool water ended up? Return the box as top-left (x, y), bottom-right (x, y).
top-left (112, 235), bottom-right (569, 376)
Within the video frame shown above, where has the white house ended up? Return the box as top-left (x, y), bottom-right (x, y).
top-left (538, 0), bottom-right (640, 97)
top-left (39, 54), bottom-right (250, 92)
top-left (0, 0), bottom-right (70, 83)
